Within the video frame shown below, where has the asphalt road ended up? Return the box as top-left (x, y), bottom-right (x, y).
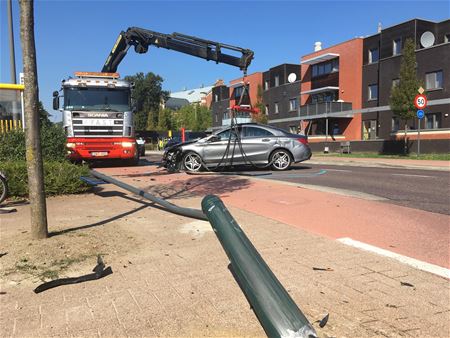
top-left (145, 154), bottom-right (449, 215)
top-left (252, 164), bottom-right (450, 215)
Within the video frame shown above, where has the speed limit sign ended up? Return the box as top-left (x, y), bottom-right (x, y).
top-left (414, 94), bottom-right (427, 109)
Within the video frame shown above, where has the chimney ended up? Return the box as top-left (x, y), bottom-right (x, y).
top-left (214, 79), bottom-right (224, 87)
top-left (314, 41), bottom-right (322, 52)
top-left (377, 22), bottom-right (382, 33)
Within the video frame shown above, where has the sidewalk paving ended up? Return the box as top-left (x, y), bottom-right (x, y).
top-left (1, 167), bottom-right (449, 337)
top-left (308, 155), bottom-right (449, 171)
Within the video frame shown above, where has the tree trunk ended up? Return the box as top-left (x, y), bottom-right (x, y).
top-left (19, 0), bottom-right (48, 239)
top-left (404, 121), bottom-right (408, 155)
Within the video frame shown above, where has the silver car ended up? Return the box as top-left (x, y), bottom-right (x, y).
top-left (163, 123), bottom-right (311, 172)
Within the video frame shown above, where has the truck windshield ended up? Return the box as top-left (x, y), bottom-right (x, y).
top-left (64, 87), bottom-right (130, 112)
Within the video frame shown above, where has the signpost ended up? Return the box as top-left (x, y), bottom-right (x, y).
top-left (414, 89), bottom-right (427, 157)
top-left (416, 109), bottom-right (424, 156)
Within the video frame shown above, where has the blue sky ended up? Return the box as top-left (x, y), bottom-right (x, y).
top-left (1, 0), bottom-right (449, 121)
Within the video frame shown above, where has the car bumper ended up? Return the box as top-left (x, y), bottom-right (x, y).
top-left (292, 146), bottom-right (312, 163)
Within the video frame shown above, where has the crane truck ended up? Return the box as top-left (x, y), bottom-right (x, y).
top-left (53, 27), bottom-right (253, 165)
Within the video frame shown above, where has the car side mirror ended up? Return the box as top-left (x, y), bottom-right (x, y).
top-left (209, 135), bottom-right (220, 142)
top-left (52, 91), bottom-right (59, 110)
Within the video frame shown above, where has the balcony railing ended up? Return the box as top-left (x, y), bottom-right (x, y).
top-left (299, 101), bottom-right (352, 117)
top-left (222, 117), bottom-right (252, 126)
top-left (222, 111), bottom-right (253, 126)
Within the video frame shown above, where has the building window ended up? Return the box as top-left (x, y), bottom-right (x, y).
top-left (264, 80), bottom-right (269, 90)
top-left (369, 48), bottom-right (379, 63)
top-left (289, 98), bottom-right (298, 111)
top-left (426, 71), bottom-right (443, 90)
top-left (392, 117), bottom-right (400, 132)
top-left (214, 94), bottom-right (219, 102)
top-left (312, 59), bottom-right (339, 78)
top-left (392, 78), bottom-right (400, 88)
top-left (264, 105), bottom-right (269, 115)
top-left (274, 102), bottom-right (279, 114)
top-left (234, 86), bottom-right (244, 99)
top-left (393, 38), bottom-right (402, 56)
top-left (368, 84), bottom-right (378, 101)
top-left (215, 114), bottom-right (218, 123)
top-left (311, 91), bottom-right (337, 104)
top-left (425, 113), bottom-right (441, 129)
top-left (274, 75), bottom-right (280, 87)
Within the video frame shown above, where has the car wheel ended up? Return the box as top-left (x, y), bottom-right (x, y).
top-left (183, 152), bottom-right (203, 172)
top-left (270, 149), bottom-right (292, 171)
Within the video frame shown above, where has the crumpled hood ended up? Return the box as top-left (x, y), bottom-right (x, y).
top-left (166, 138), bottom-right (201, 150)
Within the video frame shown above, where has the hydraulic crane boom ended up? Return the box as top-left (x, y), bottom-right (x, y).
top-left (102, 27), bottom-right (254, 73)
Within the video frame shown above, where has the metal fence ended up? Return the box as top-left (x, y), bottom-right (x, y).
top-left (0, 83), bottom-right (24, 133)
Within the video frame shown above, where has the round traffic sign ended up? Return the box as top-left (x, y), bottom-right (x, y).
top-left (417, 110), bottom-right (425, 119)
top-left (414, 94), bottom-right (427, 109)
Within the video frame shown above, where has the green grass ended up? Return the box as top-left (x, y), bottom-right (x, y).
top-left (6, 254), bottom-right (97, 282)
top-left (314, 152), bottom-right (450, 161)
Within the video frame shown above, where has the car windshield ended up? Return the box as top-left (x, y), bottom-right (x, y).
top-left (63, 87), bottom-right (130, 112)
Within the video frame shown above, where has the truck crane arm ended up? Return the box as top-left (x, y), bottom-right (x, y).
top-left (102, 27), bottom-right (254, 73)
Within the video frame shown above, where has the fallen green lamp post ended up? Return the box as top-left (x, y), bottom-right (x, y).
top-left (202, 195), bottom-right (317, 338)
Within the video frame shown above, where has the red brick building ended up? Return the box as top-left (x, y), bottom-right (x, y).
top-left (299, 38), bottom-right (363, 142)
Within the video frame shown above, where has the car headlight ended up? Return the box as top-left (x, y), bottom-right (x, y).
top-left (122, 141), bottom-right (134, 148)
top-left (66, 142), bottom-right (76, 148)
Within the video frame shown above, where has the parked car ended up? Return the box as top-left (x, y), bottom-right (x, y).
top-left (136, 137), bottom-right (146, 156)
top-left (163, 123), bottom-right (311, 172)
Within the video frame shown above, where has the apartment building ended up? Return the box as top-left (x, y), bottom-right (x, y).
top-left (262, 64), bottom-right (301, 133)
top-left (211, 73), bottom-right (262, 128)
top-left (209, 18), bottom-right (449, 152)
top-left (362, 19), bottom-right (450, 149)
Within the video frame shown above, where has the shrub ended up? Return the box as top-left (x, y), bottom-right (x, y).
top-left (0, 161), bottom-right (90, 197)
top-left (0, 124), bottom-right (66, 162)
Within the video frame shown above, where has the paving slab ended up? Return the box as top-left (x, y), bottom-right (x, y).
top-left (309, 155), bottom-right (450, 171)
top-left (0, 165), bottom-right (449, 337)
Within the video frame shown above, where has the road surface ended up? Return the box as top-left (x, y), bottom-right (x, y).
top-left (145, 154), bottom-right (449, 215)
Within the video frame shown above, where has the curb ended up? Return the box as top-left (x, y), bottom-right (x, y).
top-left (307, 159), bottom-right (450, 172)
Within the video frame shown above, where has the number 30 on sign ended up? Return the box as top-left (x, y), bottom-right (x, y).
top-left (414, 94), bottom-right (427, 109)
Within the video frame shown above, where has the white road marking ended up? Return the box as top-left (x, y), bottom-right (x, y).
top-left (293, 183), bottom-right (387, 201)
top-left (391, 173), bottom-right (432, 178)
top-left (337, 237), bottom-right (450, 279)
top-left (325, 169), bottom-right (352, 173)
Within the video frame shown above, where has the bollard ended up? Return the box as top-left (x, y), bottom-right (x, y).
top-left (202, 195), bottom-right (317, 338)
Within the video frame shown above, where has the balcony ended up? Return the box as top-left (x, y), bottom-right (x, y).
top-left (222, 112), bottom-right (252, 126)
top-left (299, 101), bottom-right (353, 118)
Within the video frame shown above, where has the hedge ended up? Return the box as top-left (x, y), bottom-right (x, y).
top-left (0, 161), bottom-right (90, 197)
top-left (0, 125), bottom-right (66, 162)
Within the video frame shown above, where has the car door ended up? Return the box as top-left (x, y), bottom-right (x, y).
top-left (203, 127), bottom-right (243, 165)
top-left (240, 126), bottom-right (277, 163)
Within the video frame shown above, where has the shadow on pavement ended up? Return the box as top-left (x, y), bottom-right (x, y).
top-left (49, 191), bottom-right (167, 237)
top-left (144, 175), bottom-right (251, 200)
top-left (87, 158), bottom-right (154, 168)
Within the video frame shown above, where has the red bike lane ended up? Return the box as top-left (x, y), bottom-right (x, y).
top-left (98, 165), bottom-right (450, 270)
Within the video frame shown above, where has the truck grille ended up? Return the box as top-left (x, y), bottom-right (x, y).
top-left (73, 125), bottom-right (123, 136)
top-left (72, 112), bottom-right (124, 137)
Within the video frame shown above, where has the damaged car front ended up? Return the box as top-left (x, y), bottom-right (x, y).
top-left (162, 136), bottom-right (207, 172)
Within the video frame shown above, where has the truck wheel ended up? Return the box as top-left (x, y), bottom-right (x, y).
top-left (126, 151), bottom-right (140, 166)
